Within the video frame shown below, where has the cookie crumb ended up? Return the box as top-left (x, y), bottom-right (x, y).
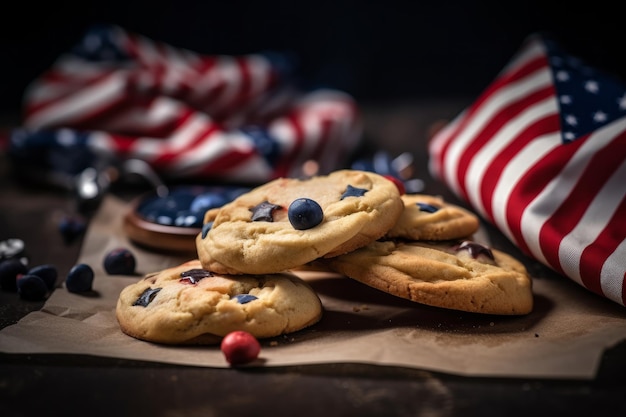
top-left (269, 341), bottom-right (279, 346)
top-left (352, 304), bottom-right (369, 312)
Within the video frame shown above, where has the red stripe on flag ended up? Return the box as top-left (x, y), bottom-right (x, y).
top-left (455, 86), bottom-right (555, 202)
top-left (196, 144), bottom-right (257, 175)
top-left (479, 113), bottom-right (560, 222)
top-left (504, 136), bottom-right (587, 257)
top-left (148, 115), bottom-right (218, 168)
top-left (579, 194), bottom-right (626, 300)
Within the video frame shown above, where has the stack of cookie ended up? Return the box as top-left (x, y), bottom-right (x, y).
top-left (116, 170), bottom-right (533, 345)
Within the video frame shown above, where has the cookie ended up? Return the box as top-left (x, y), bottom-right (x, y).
top-left (196, 170), bottom-right (404, 274)
top-left (317, 240), bottom-right (533, 315)
top-left (384, 194), bottom-right (480, 241)
top-left (115, 260), bottom-right (323, 345)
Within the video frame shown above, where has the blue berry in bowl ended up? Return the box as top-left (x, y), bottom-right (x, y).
top-left (17, 274), bottom-right (48, 301)
top-left (28, 264), bottom-right (58, 291)
top-left (65, 263), bottom-right (94, 293)
top-left (190, 193), bottom-right (229, 213)
top-left (0, 258), bottom-right (28, 291)
top-left (103, 248), bottom-right (136, 275)
top-left (173, 210), bottom-right (203, 228)
top-left (288, 198), bottom-right (324, 230)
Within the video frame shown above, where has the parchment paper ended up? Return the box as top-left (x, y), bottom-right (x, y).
top-left (1, 196), bottom-right (625, 379)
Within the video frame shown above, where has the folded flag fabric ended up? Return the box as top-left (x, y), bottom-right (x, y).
top-left (10, 24), bottom-right (361, 183)
top-left (429, 33), bottom-right (626, 307)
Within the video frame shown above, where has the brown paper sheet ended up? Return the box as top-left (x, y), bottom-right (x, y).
top-left (1, 196), bottom-right (625, 379)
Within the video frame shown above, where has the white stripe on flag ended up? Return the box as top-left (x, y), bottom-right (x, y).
top-left (493, 131), bottom-right (561, 260)
top-left (602, 237), bottom-right (626, 305)
top-left (466, 95), bottom-right (557, 218)
top-left (102, 96), bottom-right (183, 134)
top-left (24, 73), bottom-right (128, 129)
top-left (169, 129), bottom-right (256, 175)
top-left (129, 112), bottom-right (212, 160)
top-left (269, 116), bottom-right (298, 156)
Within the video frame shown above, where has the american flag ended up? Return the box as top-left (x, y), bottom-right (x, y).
top-left (11, 25), bottom-right (361, 183)
top-left (429, 34), bottom-right (626, 307)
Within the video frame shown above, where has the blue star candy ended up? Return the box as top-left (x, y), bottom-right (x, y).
top-left (201, 221), bottom-right (213, 239)
top-left (133, 287), bottom-right (162, 307)
top-left (340, 185), bottom-right (368, 200)
top-left (416, 202), bottom-right (439, 213)
top-left (250, 201), bottom-right (282, 222)
top-left (179, 269), bottom-right (213, 284)
top-left (232, 294), bottom-right (258, 304)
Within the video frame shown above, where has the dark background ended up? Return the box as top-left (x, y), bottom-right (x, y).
top-left (2, 0), bottom-right (625, 119)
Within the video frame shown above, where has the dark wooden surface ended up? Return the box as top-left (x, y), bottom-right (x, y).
top-left (1, 102), bottom-right (625, 417)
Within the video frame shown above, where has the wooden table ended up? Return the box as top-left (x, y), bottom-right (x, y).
top-left (1, 102), bottom-right (625, 417)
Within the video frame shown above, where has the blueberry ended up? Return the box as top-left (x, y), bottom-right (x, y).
top-left (0, 258), bottom-right (28, 291)
top-left (65, 263), bottom-right (94, 293)
top-left (288, 198), bottom-right (324, 230)
top-left (58, 215), bottom-right (86, 244)
top-left (16, 274), bottom-right (48, 301)
top-left (28, 264), bottom-right (58, 291)
top-left (103, 248), bottom-right (136, 275)
top-left (173, 210), bottom-right (202, 228)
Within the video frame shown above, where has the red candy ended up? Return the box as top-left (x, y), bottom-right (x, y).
top-left (220, 331), bottom-right (261, 366)
top-left (383, 175), bottom-right (406, 195)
